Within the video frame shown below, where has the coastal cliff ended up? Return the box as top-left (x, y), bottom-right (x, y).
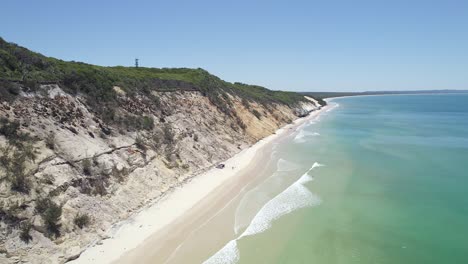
top-left (0, 38), bottom-right (319, 263)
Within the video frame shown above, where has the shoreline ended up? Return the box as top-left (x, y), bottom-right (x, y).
top-left (324, 91), bottom-right (468, 102)
top-left (70, 106), bottom-right (329, 264)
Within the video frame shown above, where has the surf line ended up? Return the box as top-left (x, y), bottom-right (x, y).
top-left (203, 162), bottom-right (324, 264)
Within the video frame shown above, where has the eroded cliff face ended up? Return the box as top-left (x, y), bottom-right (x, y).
top-left (0, 84), bottom-right (318, 263)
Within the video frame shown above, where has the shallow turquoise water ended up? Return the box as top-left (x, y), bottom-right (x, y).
top-left (234, 94), bottom-right (468, 264)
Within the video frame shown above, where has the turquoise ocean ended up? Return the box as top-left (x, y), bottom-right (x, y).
top-left (204, 94), bottom-right (468, 264)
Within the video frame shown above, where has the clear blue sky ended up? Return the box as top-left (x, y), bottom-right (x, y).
top-left (1, 0), bottom-right (467, 92)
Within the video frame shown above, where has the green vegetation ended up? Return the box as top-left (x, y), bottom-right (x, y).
top-left (0, 118), bottom-right (38, 193)
top-left (163, 124), bottom-right (174, 144)
top-left (0, 118), bottom-right (35, 146)
top-left (81, 158), bottom-right (92, 176)
top-left (19, 222), bottom-right (32, 243)
top-left (135, 134), bottom-right (147, 151)
top-left (0, 202), bottom-right (22, 226)
top-left (116, 114), bottom-right (155, 131)
top-left (91, 175), bottom-right (108, 196)
top-left (35, 197), bottom-right (62, 238)
top-left (252, 109), bottom-right (262, 119)
top-left (111, 165), bottom-right (128, 182)
top-left (0, 37), bottom-right (310, 123)
top-left (0, 80), bottom-right (21, 102)
top-left (73, 213), bottom-right (90, 229)
top-left (45, 132), bottom-right (55, 150)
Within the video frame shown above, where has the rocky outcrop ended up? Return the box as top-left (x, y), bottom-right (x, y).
top-left (0, 84), bottom-right (318, 263)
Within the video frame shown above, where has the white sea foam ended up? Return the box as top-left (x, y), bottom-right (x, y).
top-left (326, 103), bottom-right (339, 112)
top-left (203, 240), bottom-right (239, 264)
top-left (204, 163), bottom-right (324, 264)
top-left (294, 130), bottom-right (320, 143)
top-left (311, 162), bottom-right (324, 169)
top-left (276, 158), bottom-right (300, 171)
top-left (296, 120), bottom-right (316, 131)
top-left (233, 172), bottom-right (283, 234)
top-left (240, 173), bottom-right (320, 237)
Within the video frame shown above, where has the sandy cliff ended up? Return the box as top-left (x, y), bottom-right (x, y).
top-left (0, 83), bottom-right (318, 263)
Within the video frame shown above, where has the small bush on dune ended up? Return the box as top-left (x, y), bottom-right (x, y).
top-left (10, 171), bottom-right (30, 193)
top-left (141, 116), bottom-right (154, 130)
top-left (73, 213), bottom-right (90, 229)
top-left (91, 175), bottom-right (108, 196)
top-left (82, 158), bottom-right (92, 176)
top-left (43, 203), bottom-right (62, 238)
top-left (135, 134), bottom-right (147, 151)
top-left (0, 81), bottom-right (21, 102)
top-left (19, 222), bottom-right (32, 243)
top-left (163, 124), bottom-right (174, 144)
top-left (0, 118), bottom-right (20, 138)
top-left (45, 132), bottom-right (55, 150)
top-left (0, 144), bottom-right (36, 194)
top-left (111, 165), bottom-right (128, 182)
top-left (252, 109), bottom-right (262, 120)
top-left (35, 197), bottom-right (62, 238)
top-left (35, 197), bottom-right (53, 215)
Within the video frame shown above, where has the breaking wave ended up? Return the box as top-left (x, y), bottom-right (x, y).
top-left (203, 240), bottom-right (239, 264)
top-left (326, 103), bottom-right (339, 112)
top-left (296, 120), bottom-right (316, 131)
top-left (276, 158), bottom-right (300, 172)
top-left (240, 164), bottom-right (322, 237)
top-left (203, 162), bottom-right (324, 264)
top-left (294, 130), bottom-right (320, 143)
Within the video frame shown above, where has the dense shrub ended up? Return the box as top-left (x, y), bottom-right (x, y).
top-left (73, 213), bottom-right (90, 229)
top-left (91, 175), bottom-right (108, 196)
top-left (0, 118), bottom-right (20, 139)
top-left (82, 158), bottom-right (92, 176)
top-left (0, 118), bottom-right (37, 151)
top-left (163, 124), bottom-right (174, 144)
top-left (35, 197), bottom-right (62, 238)
top-left (235, 116), bottom-right (246, 130)
top-left (19, 222), bottom-right (32, 243)
top-left (0, 203), bottom-right (22, 226)
top-left (135, 134), bottom-right (146, 151)
top-left (252, 109), bottom-right (262, 120)
top-left (241, 98), bottom-right (251, 109)
top-left (42, 203), bottom-right (62, 238)
top-left (35, 197), bottom-right (53, 215)
top-left (0, 80), bottom-right (21, 102)
top-left (117, 114), bottom-right (155, 131)
top-left (10, 171), bottom-right (30, 193)
top-left (45, 132), bottom-right (55, 150)
top-left (0, 143), bottom-right (37, 193)
top-left (111, 165), bottom-right (128, 182)
top-left (141, 116), bottom-right (154, 130)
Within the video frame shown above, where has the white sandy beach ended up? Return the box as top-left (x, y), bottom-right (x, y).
top-left (70, 105), bottom-right (329, 264)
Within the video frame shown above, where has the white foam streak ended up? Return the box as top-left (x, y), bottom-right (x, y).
top-left (294, 130), bottom-right (320, 143)
top-left (203, 163), bottom-right (324, 264)
top-left (202, 240), bottom-right (239, 264)
top-left (326, 103), bottom-right (339, 112)
top-left (276, 158), bottom-right (299, 172)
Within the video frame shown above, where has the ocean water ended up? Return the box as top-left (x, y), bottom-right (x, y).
top-left (205, 94), bottom-right (468, 264)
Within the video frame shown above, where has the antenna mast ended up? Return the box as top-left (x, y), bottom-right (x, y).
top-left (135, 58), bottom-right (139, 68)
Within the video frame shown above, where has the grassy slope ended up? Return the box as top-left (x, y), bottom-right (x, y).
top-left (0, 37), bottom-right (306, 108)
